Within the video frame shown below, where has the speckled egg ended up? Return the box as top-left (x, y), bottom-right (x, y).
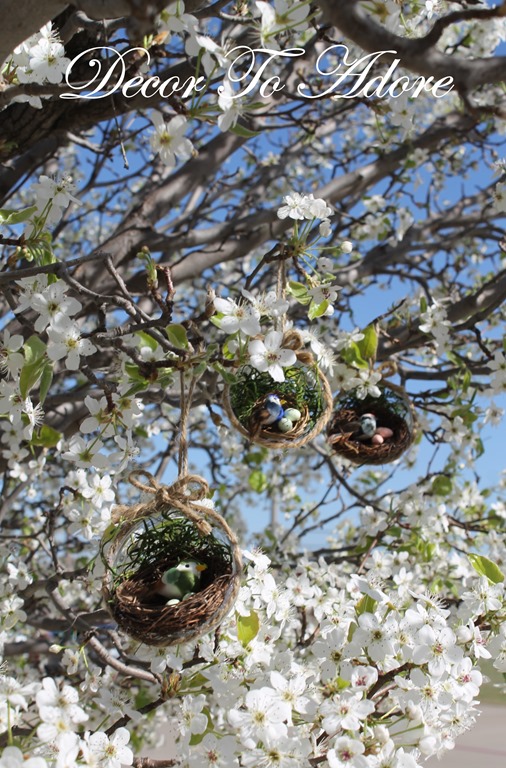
top-left (283, 408), bottom-right (301, 422)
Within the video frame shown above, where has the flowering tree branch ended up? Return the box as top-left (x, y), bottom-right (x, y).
top-left (316, 0), bottom-right (506, 89)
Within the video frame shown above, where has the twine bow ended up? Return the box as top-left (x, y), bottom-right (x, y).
top-left (281, 329), bottom-right (314, 366)
top-left (122, 470), bottom-right (214, 536)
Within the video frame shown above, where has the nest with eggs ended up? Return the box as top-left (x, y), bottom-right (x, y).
top-left (223, 364), bottom-right (333, 449)
top-left (327, 384), bottom-right (416, 465)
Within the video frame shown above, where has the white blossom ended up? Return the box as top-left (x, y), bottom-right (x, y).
top-left (150, 112), bottom-right (195, 167)
top-left (248, 330), bottom-right (297, 382)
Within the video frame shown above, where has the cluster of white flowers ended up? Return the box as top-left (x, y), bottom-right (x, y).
top-left (424, 1), bottom-right (445, 19)
top-left (30, 175), bottom-right (81, 228)
top-left (485, 349), bottom-right (506, 396)
top-left (0, 673), bottom-right (135, 768)
top-left (8, 24), bottom-right (70, 109)
top-left (65, 469), bottom-right (115, 540)
top-left (0, 546), bottom-right (37, 645)
top-left (0, 377), bottom-right (42, 445)
top-left (125, 546), bottom-right (505, 768)
top-left (61, 386), bottom-right (143, 474)
top-left (155, 0), bottom-right (312, 133)
top-left (254, 0), bottom-right (311, 47)
top-left (213, 291), bottom-right (301, 382)
top-left (15, 275), bottom-right (95, 371)
top-left (1, 264), bottom-right (145, 483)
top-left (277, 191), bottom-right (334, 237)
top-left (418, 300), bottom-right (452, 352)
top-left (211, 196), bottom-right (378, 386)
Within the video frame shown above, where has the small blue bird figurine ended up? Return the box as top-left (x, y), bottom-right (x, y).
top-left (250, 393), bottom-right (284, 435)
top-left (345, 413), bottom-right (377, 442)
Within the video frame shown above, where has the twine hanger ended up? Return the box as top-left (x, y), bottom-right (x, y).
top-left (275, 253), bottom-right (288, 334)
top-left (112, 369), bottom-right (236, 539)
top-left (177, 368), bottom-right (198, 477)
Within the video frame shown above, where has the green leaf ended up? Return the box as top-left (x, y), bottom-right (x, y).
top-left (229, 123), bottom-right (261, 138)
top-left (136, 331), bottom-right (158, 351)
top-left (189, 731), bottom-right (206, 746)
top-left (451, 406), bottom-right (477, 427)
top-left (461, 369), bottom-right (472, 393)
top-left (38, 362), bottom-right (53, 405)
top-left (0, 205), bottom-right (37, 226)
top-left (245, 451), bottom-right (265, 466)
top-left (193, 361), bottom-right (207, 377)
top-left (355, 594), bottom-right (377, 616)
top-left (124, 362), bottom-right (149, 386)
top-left (212, 362), bottom-right (236, 384)
top-left (31, 425), bottom-right (61, 448)
top-left (237, 610), bottom-right (260, 647)
top-left (122, 381), bottom-right (149, 397)
top-left (248, 470), bottom-right (268, 493)
top-left (23, 336), bottom-right (46, 365)
top-left (474, 437), bottom-right (484, 458)
top-left (288, 280), bottom-right (308, 299)
top-left (468, 554), bottom-right (505, 584)
top-left (420, 296), bottom-right (428, 314)
top-left (415, 537), bottom-right (436, 562)
top-left (287, 280), bottom-right (311, 305)
top-left (19, 357), bottom-right (46, 399)
top-left (137, 249), bottom-right (157, 283)
top-left (341, 342), bottom-right (368, 370)
top-left (166, 323), bottom-right (189, 350)
top-left (431, 475), bottom-right (453, 496)
top-left (222, 338), bottom-right (238, 360)
top-left (308, 299), bottom-right (329, 320)
top-left (356, 324), bottom-right (378, 364)
top-left (157, 372), bottom-right (174, 389)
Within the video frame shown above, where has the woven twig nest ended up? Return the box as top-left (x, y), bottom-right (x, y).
top-left (101, 473), bottom-right (242, 647)
top-left (223, 363), bottom-right (333, 449)
top-left (327, 384), bottom-right (416, 465)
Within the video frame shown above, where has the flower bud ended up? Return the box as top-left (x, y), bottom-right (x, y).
top-left (373, 725), bottom-right (390, 745)
top-left (455, 625), bottom-right (473, 643)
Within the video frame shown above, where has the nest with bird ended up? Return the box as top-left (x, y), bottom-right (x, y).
top-left (222, 329), bottom-right (333, 449)
top-left (101, 472), bottom-right (242, 647)
top-left (223, 361), bottom-right (333, 451)
top-left (327, 383), bottom-right (416, 465)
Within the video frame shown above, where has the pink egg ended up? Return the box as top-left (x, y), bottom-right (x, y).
top-left (371, 434), bottom-right (384, 445)
top-left (375, 427), bottom-right (394, 439)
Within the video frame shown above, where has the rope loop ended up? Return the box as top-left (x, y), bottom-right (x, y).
top-left (123, 471), bottom-right (213, 536)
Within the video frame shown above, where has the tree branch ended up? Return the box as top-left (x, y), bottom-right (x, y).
top-left (315, 0), bottom-right (506, 90)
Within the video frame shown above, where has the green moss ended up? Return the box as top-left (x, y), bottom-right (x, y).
top-left (229, 366), bottom-right (325, 430)
top-left (111, 512), bottom-right (233, 589)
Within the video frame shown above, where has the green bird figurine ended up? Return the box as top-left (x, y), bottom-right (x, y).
top-left (154, 560), bottom-right (207, 602)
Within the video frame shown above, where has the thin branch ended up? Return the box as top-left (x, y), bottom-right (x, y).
top-left (0, 251), bottom-right (108, 285)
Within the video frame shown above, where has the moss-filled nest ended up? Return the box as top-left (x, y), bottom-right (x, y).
top-left (101, 476), bottom-right (242, 646)
top-left (327, 384), bottom-right (416, 465)
top-left (223, 365), bottom-right (333, 449)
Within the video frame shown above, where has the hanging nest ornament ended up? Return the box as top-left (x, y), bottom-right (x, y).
top-left (223, 332), bottom-right (333, 449)
top-left (101, 472), bottom-right (242, 647)
top-left (327, 383), bottom-right (416, 465)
